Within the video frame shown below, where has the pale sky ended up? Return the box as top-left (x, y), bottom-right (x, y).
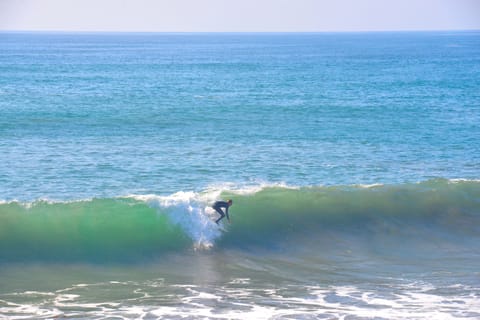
top-left (0, 0), bottom-right (479, 32)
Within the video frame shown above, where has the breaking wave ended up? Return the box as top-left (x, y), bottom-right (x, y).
top-left (0, 179), bottom-right (478, 262)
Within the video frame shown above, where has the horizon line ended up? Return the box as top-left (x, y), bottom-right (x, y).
top-left (1, 28), bottom-right (479, 34)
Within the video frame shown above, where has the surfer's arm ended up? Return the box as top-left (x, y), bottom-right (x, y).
top-left (226, 207), bottom-right (230, 221)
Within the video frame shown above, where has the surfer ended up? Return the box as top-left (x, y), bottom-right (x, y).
top-left (212, 199), bottom-right (233, 224)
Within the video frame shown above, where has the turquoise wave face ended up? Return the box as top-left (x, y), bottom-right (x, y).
top-left (0, 179), bottom-right (478, 263)
top-left (220, 179), bottom-right (480, 247)
top-left (0, 199), bottom-right (191, 263)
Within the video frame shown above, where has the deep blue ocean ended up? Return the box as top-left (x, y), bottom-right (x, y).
top-left (0, 31), bottom-right (479, 319)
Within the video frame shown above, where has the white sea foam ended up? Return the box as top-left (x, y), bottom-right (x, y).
top-left (355, 183), bottom-right (385, 188)
top-left (2, 281), bottom-right (478, 320)
top-left (202, 180), bottom-right (299, 196)
top-left (448, 178), bottom-right (480, 183)
top-left (130, 191), bottom-right (223, 249)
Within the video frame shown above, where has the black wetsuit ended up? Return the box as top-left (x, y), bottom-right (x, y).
top-left (213, 201), bottom-right (230, 224)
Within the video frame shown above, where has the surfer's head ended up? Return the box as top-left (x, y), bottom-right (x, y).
top-left (228, 199), bottom-right (233, 206)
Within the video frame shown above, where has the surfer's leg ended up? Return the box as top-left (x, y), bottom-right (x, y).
top-left (214, 207), bottom-right (225, 224)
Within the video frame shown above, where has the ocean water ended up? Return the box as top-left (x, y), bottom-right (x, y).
top-left (0, 31), bottom-right (479, 319)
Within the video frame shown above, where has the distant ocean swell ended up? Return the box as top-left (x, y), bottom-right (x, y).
top-left (0, 178), bottom-right (478, 263)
